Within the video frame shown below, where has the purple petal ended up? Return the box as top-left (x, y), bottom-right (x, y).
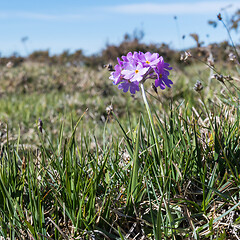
top-left (162, 77), bottom-right (173, 88)
top-left (155, 79), bottom-right (166, 89)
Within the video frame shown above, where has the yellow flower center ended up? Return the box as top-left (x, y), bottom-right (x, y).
top-left (159, 74), bottom-right (163, 78)
top-left (135, 69), bottom-right (139, 74)
top-left (146, 60), bottom-right (150, 64)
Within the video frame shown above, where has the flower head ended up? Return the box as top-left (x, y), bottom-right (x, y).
top-left (109, 51), bottom-right (172, 94)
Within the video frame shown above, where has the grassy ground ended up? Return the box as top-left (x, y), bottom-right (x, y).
top-left (0, 57), bottom-right (240, 239)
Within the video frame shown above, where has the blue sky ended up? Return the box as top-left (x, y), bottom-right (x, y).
top-left (0, 0), bottom-right (240, 56)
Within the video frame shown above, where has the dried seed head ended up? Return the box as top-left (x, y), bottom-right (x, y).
top-left (38, 118), bottom-right (43, 133)
top-left (229, 53), bottom-right (236, 61)
top-left (217, 13), bottom-right (222, 21)
top-left (106, 104), bottom-right (113, 115)
top-left (207, 57), bottom-right (214, 67)
top-left (180, 51), bottom-right (192, 61)
top-left (104, 64), bottom-right (114, 71)
top-left (213, 74), bottom-right (224, 83)
top-left (194, 80), bottom-right (203, 92)
top-left (185, 51), bottom-right (192, 58)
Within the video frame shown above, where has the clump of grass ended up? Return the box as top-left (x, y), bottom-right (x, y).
top-left (1, 61), bottom-right (240, 239)
top-left (1, 13), bottom-right (240, 238)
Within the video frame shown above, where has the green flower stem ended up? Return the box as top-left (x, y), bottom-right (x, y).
top-left (140, 83), bottom-right (164, 178)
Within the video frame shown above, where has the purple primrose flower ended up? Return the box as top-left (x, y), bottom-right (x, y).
top-left (138, 52), bottom-right (160, 68)
top-left (121, 62), bottom-right (149, 82)
top-left (154, 57), bottom-right (173, 89)
top-left (118, 80), bottom-right (140, 94)
top-left (109, 51), bottom-right (172, 94)
top-left (109, 57), bottom-right (124, 85)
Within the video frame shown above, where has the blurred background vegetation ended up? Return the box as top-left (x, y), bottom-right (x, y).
top-left (0, 9), bottom-right (239, 148)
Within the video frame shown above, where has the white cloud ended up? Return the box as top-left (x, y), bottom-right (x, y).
top-left (105, 1), bottom-right (240, 15)
top-left (0, 12), bottom-right (86, 21)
